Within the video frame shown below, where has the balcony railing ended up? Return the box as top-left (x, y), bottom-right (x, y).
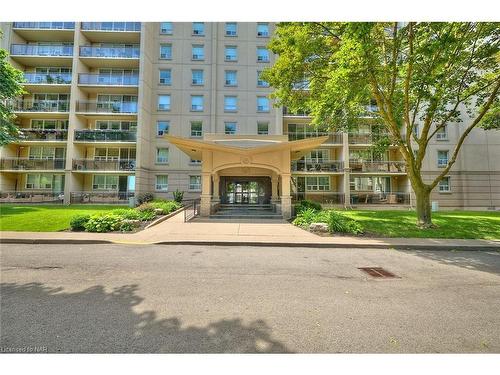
top-left (283, 107), bottom-right (310, 117)
top-left (75, 101), bottom-right (138, 114)
top-left (81, 22), bottom-right (141, 32)
top-left (24, 72), bottom-right (72, 84)
top-left (349, 160), bottom-right (407, 173)
top-left (13, 22), bottom-right (75, 30)
top-left (292, 160), bottom-right (344, 172)
top-left (70, 191), bottom-right (134, 204)
top-left (9, 100), bottom-right (70, 112)
top-left (292, 192), bottom-right (345, 205)
top-left (74, 130), bottom-right (137, 142)
top-left (0, 158), bottom-right (65, 171)
top-left (78, 73), bottom-right (139, 86)
top-left (20, 129), bottom-right (68, 141)
top-left (10, 44), bottom-right (73, 56)
top-left (350, 192), bottom-right (410, 205)
top-left (0, 191), bottom-right (64, 204)
top-left (348, 133), bottom-right (389, 144)
top-left (285, 132), bottom-right (342, 144)
top-left (79, 46), bottom-right (140, 59)
top-left (72, 159), bottom-right (136, 171)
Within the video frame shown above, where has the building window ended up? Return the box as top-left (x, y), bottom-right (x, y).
top-left (190, 121), bottom-right (202, 137)
top-left (224, 70), bottom-right (237, 86)
top-left (92, 175), bottom-right (118, 190)
top-left (257, 122), bottom-right (269, 135)
top-left (306, 176), bottom-right (330, 191)
top-left (190, 158), bottom-right (201, 165)
top-left (159, 69), bottom-right (171, 85)
top-left (257, 47), bottom-right (270, 62)
top-left (158, 95), bottom-right (171, 111)
top-left (225, 122), bottom-right (236, 135)
top-left (192, 22), bottom-right (204, 36)
top-left (191, 95), bottom-right (204, 111)
top-left (225, 46), bottom-right (237, 61)
top-left (189, 175), bottom-right (202, 191)
top-left (257, 23), bottom-right (269, 37)
top-left (156, 148), bottom-right (169, 164)
top-left (191, 69), bottom-right (204, 85)
top-left (225, 22), bottom-right (237, 36)
top-left (437, 150), bottom-right (449, 167)
top-left (95, 120), bottom-right (136, 131)
top-left (192, 44), bottom-right (204, 60)
top-left (156, 175), bottom-right (168, 191)
top-left (257, 70), bottom-right (269, 87)
top-left (160, 22), bottom-right (173, 35)
top-left (436, 125), bottom-right (448, 140)
top-left (157, 121), bottom-right (169, 136)
top-left (224, 96), bottom-right (238, 112)
top-left (159, 44), bottom-right (172, 60)
top-left (26, 173), bottom-right (54, 189)
top-left (257, 96), bottom-right (270, 112)
top-left (439, 177), bottom-right (451, 192)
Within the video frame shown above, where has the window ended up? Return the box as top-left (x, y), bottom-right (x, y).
top-left (190, 158), bottom-right (201, 165)
top-left (92, 175), bottom-right (118, 190)
top-left (437, 150), bottom-right (449, 167)
top-left (29, 146), bottom-right (65, 159)
top-left (225, 46), bottom-right (237, 61)
top-left (192, 44), bottom-right (204, 60)
top-left (156, 121), bottom-right (169, 136)
top-left (160, 22), bottom-right (173, 35)
top-left (224, 96), bottom-right (238, 112)
top-left (191, 95), bottom-right (203, 111)
top-left (26, 174), bottom-right (54, 189)
top-left (95, 120), bottom-right (136, 131)
top-left (192, 22), bottom-right (204, 36)
top-left (189, 175), bottom-right (201, 190)
top-left (257, 96), bottom-right (270, 112)
top-left (158, 95), bottom-right (171, 111)
top-left (257, 47), bottom-right (270, 62)
top-left (31, 119), bottom-right (68, 130)
top-left (190, 121), bottom-right (202, 137)
top-left (159, 69), bottom-right (171, 85)
top-left (156, 175), bottom-right (168, 191)
top-left (306, 149), bottom-right (329, 162)
top-left (257, 122), bottom-right (269, 135)
top-left (225, 22), bottom-right (237, 36)
top-left (436, 125), bottom-right (448, 140)
top-left (160, 44), bottom-right (172, 60)
top-left (192, 69), bottom-right (204, 85)
top-left (257, 23), bottom-right (269, 37)
top-left (439, 177), bottom-right (451, 192)
top-left (257, 71), bottom-right (269, 87)
top-left (350, 177), bottom-right (390, 193)
top-left (306, 176), bottom-right (330, 191)
top-left (156, 148), bottom-right (169, 164)
top-left (224, 70), bottom-right (237, 86)
top-left (225, 122), bottom-right (236, 135)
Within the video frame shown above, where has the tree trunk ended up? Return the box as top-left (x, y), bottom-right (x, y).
top-left (414, 186), bottom-right (433, 228)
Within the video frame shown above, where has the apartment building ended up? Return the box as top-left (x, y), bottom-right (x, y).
top-left (0, 22), bottom-right (498, 216)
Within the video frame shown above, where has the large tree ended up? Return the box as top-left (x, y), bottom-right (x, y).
top-left (263, 22), bottom-right (499, 227)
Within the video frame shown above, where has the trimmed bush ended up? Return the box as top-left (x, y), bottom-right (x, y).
top-left (294, 200), bottom-right (322, 214)
top-left (292, 207), bottom-right (319, 228)
top-left (292, 208), bottom-right (364, 235)
top-left (173, 189), bottom-right (184, 204)
top-left (84, 214), bottom-right (122, 233)
top-left (149, 200), bottom-right (181, 215)
top-left (136, 192), bottom-right (154, 205)
top-left (70, 214), bottom-right (91, 231)
top-left (112, 208), bottom-right (143, 220)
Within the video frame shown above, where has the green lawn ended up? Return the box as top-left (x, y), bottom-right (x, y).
top-left (341, 210), bottom-right (500, 240)
top-left (0, 204), bottom-right (124, 232)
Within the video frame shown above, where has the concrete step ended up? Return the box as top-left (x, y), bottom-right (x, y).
top-left (218, 204), bottom-right (273, 210)
top-left (210, 214), bottom-right (283, 220)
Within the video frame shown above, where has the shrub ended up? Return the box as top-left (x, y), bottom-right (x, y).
top-left (84, 214), bottom-right (122, 233)
top-left (292, 207), bottom-right (319, 228)
top-left (294, 200), bottom-right (322, 214)
top-left (326, 211), bottom-right (364, 235)
top-left (172, 189), bottom-right (184, 204)
top-left (136, 192), bottom-right (154, 205)
top-left (149, 200), bottom-right (181, 215)
top-left (112, 208), bottom-right (143, 220)
top-left (136, 203), bottom-right (158, 221)
top-left (119, 221), bottom-right (136, 232)
top-left (70, 214), bottom-right (91, 231)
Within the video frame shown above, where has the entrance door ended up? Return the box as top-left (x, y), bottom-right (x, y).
top-left (224, 179), bottom-right (268, 204)
top-left (118, 176), bottom-right (128, 200)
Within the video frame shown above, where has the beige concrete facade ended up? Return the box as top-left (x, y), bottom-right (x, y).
top-left (0, 22), bottom-right (499, 211)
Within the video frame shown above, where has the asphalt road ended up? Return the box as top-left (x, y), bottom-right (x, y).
top-left (1, 244), bottom-right (499, 353)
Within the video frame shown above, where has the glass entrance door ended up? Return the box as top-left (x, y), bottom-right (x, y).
top-left (226, 181), bottom-right (263, 204)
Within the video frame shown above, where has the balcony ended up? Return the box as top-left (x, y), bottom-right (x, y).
top-left (349, 160), bottom-right (407, 174)
top-left (23, 72), bottom-right (72, 93)
top-left (0, 191), bottom-right (64, 204)
top-left (74, 130), bottom-right (137, 143)
top-left (286, 132), bottom-right (342, 145)
top-left (292, 160), bottom-right (344, 173)
top-left (19, 129), bottom-right (68, 142)
top-left (72, 159), bottom-right (136, 172)
top-left (78, 74), bottom-right (139, 94)
top-left (81, 22), bottom-right (141, 32)
top-left (79, 46), bottom-right (140, 68)
top-left (348, 133), bottom-right (389, 145)
top-left (13, 22), bottom-right (75, 30)
top-left (283, 107), bottom-right (310, 117)
top-left (9, 100), bottom-right (70, 118)
top-left (0, 158), bottom-right (65, 171)
top-left (10, 44), bottom-right (73, 66)
top-left (350, 192), bottom-right (410, 205)
top-left (75, 101), bottom-right (138, 118)
top-left (12, 22), bottom-right (75, 42)
top-left (80, 23), bottom-right (141, 43)
top-left (70, 191), bottom-right (134, 204)
top-left (292, 192), bottom-right (345, 205)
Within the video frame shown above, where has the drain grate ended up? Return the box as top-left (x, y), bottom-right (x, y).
top-left (358, 267), bottom-right (399, 278)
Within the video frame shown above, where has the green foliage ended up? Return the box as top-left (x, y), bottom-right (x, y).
top-left (292, 207), bottom-right (320, 227)
top-left (136, 192), bottom-right (154, 205)
top-left (69, 214), bottom-right (91, 231)
top-left (111, 208), bottom-right (143, 220)
top-left (294, 199), bottom-right (322, 214)
top-left (172, 189), bottom-right (184, 204)
top-left (149, 200), bottom-right (181, 215)
top-left (84, 214), bottom-right (122, 233)
top-left (293, 208), bottom-right (364, 235)
top-left (118, 221), bottom-right (135, 232)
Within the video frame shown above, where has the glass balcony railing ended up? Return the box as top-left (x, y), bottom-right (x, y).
top-left (81, 22), bottom-right (141, 32)
top-left (24, 73), bottom-right (72, 84)
top-left (79, 46), bottom-right (140, 59)
top-left (75, 101), bottom-right (138, 114)
top-left (283, 107), bottom-right (310, 117)
top-left (348, 133), bottom-right (388, 144)
top-left (9, 100), bottom-right (70, 112)
top-left (74, 130), bottom-right (137, 142)
top-left (0, 158), bottom-right (65, 170)
top-left (0, 191), bottom-right (64, 203)
top-left (292, 192), bottom-right (345, 205)
top-left (20, 129), bottom-right (68, 141)
top-left (10, 44), bottom-right (73, 56)
top-left (13, 22), bottom-right (75, 30)
top-left (72, 159), bottom-right (136, 171)
top-left (350, 192), bottom-right (410, 205)
top-left (78, 73), bottom-right (139, 86)
top-left (285, 132), bottom-right (342, 144)
top-left (292, 160), bottom-right (344, 172)
top-left (349, 160), bottom-right (407, 173)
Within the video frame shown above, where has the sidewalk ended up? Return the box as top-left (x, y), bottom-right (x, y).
top-left (1, 210), bottom-right (499, 250)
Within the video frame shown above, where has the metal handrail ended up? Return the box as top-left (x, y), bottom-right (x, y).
top-left (292, 160), bottom-right (344, 172)
top-left (13, 22), bottom-right (75, 30)
top-left (78, 73), bottom-right (139, 86)
top-left (24, 73), bottom-right (72, 84)
top-left (349, 160), bottom-right (407, 173)
top-left (70, 191), bottom-right (134, 204)
top-left (74, 130), bottom-right (137, 142)
top-left (79, 46), bottom-right (140, 58)
top-left (10, 44), bottom-right (73, 56)
top-left (8, 99), bottom-right (70, 112)
top-left (0, 158), bottom-right (66, 170)
top-left (183, 199), bottom-right (200, 222)
top-left (72, 159), bottom-right (136, 171)
top-left (75, 100), bottom-right (138, 114)
top-left (285, 131), bottom-right (342, 144)
top-left (81, 22), bottom-right (141, 32)
top-left (20, 129), bottom-right (68, 141)
top-left (350, 192), bottom-right (410, 205)
top-left (0, 191), bottom-right (64, 204)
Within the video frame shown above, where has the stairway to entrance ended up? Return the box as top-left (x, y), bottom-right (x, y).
top-left (210, 204), bottom-right (283, 220)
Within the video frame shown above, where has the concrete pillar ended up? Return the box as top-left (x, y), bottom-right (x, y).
top-left (271, 173), bottom-right (279, 203)
top-left (280, 173), bottom-right (292, 219)
top-left (212, 173), bottom-right (220, 202)
top-left (200, 172), bottom-right (212, 216)
top-left (343, 131), bottom-right (351, 207)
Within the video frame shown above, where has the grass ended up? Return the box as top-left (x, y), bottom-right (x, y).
top-left (340, 210), bottom-right (500, 240)
top-left (0, 204), bottom-right (124, 232)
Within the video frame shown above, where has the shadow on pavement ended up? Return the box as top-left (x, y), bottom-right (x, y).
top-left (0, 282), bottom-right (291, 353)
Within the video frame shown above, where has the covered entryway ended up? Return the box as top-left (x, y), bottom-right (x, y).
top-left (221, 176), bottom-right (271, 204)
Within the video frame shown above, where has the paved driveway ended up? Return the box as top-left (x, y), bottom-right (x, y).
top-left (1, 244), bottom-right (500, 353)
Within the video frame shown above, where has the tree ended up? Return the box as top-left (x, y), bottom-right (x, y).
top-left (0, 31), bottom-right (25, 145)
top-left (263, 22), bottom-right (500, 227)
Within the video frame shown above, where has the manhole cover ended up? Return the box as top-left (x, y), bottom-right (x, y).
top-left (358, 267), bottom-right (400, 278)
